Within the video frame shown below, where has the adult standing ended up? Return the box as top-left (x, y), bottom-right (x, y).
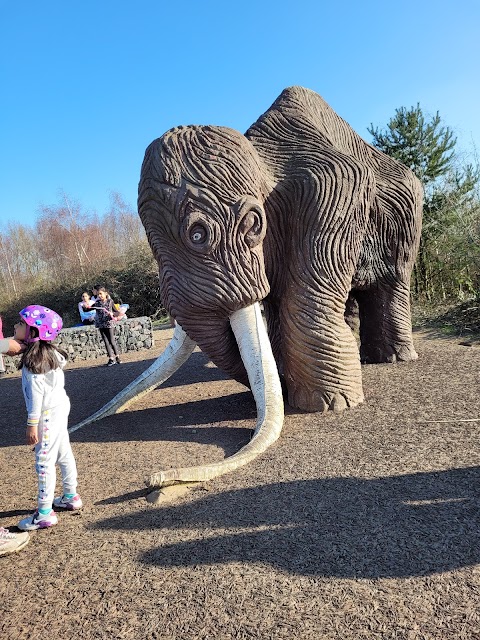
top-left (93, 287), bottom-right (121, 366)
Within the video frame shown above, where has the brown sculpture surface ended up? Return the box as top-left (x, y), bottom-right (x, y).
top-left (71, 86), bottom-right (422, 488)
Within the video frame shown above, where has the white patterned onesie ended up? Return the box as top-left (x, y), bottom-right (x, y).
top-left (22, 351), bottom-right (78, 511)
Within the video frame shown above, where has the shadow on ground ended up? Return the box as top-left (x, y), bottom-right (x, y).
top-left (70, 400), bottom-right (255, 458)
top-left (92, 466), bottom-right (479, 579)
top-left (0, 351), bottom-right (250, 448)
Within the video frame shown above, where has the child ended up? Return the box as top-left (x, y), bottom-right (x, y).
top-left (92, 287), bottom-right (122, 366)
top-left (77, 291), bottom-right (96, 325)
top-left (15, 305), bottom-right (83, 531)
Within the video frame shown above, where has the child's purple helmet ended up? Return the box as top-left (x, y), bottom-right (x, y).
top-left (19, 305), bottom-right (63, 343)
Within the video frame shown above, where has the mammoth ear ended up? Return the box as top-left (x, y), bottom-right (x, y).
top-left (235, 196), bottom-right (266, 249)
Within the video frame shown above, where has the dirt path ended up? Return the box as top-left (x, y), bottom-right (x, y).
top-left (1, 328), bottom-right (479, 639)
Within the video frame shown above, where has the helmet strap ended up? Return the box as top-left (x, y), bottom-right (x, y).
top-left (24, 325), bottom-right (40, 344)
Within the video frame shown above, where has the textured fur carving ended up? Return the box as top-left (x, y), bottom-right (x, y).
top-left (139, 86), bottom-right (422, 412)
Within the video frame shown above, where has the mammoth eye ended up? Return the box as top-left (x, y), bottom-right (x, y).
top-left (190, 225), bottom-right (207, 243)
top-left (181, 212), bottom-right (220, 254)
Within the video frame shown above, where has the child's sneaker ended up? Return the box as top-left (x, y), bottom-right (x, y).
top-left (53, 494), bottom-right (83, 511)
top-left (0, 527), bottom-right (30, 556)
top-left (18, 510), bottom-right (58, 531)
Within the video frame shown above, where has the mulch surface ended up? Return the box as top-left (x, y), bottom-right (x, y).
top-left (1, 326), bottom-right (479, 639)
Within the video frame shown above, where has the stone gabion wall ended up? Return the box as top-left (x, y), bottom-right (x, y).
top-left (1, 317), bottom-right (154, 375)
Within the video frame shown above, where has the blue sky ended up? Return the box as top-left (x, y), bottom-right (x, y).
top-left (1, 0), bottom-right (479, 228)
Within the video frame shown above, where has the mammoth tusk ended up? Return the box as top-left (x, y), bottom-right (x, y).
top-left (68, 323), bottom-right (196, 434)
top-left (147, 302), bottom-right (284, 487)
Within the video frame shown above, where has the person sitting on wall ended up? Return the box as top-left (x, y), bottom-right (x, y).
top-left (78, 292), bottom-right (96, 325)
top-left (113, 303), bottom-right (129, 321)
top-left (90, 284), bottom-right (101, 303)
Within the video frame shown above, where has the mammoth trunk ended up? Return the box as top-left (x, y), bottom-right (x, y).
top-left (177, 314), bottom-right (250, 388)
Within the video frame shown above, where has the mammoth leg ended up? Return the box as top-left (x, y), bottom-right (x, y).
top-left (280, 160), bottom-right (374, 413)
top-left (282, 290), bottom-right (364, 413)
top-left (355, 283), bottom-right (418, 363)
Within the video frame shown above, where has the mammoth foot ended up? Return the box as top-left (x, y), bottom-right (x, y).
top-left (361, 343), bottom-right (418, 364)
top-left (288, 387), bottom-right (364, 413)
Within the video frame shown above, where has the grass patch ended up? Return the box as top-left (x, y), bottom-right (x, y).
top-left (412, 298), bottom-right (480, 338)
top-left (152, 316), bottom-right (172, 328)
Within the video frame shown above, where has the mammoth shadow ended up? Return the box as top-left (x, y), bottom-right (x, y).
top-left (66, 347), bottom-right (256, 454)
top-left (92, 466), bottom-right (479, 579)
top-left (71, 395), bottom-right (255, 456)
top-left (65, 350), bottom-right (234, 427)
top-left (0, 351), bottom-right (236, 449)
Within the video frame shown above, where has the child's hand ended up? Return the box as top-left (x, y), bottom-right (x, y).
top-left (26, 425), bottom-right (38, 446)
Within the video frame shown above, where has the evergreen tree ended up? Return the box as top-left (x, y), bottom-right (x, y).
top-left (368, 105), bottom-right (480, 300)
top-left (368, 104), bottom-right (456, 185)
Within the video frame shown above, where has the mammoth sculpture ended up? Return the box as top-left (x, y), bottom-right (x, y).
top-left (71, 86), bottom-right (422, 489)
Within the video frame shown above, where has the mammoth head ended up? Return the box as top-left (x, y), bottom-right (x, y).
top-left (138, 125), bottom-right (271, 324)
top-left (70, 130), bottom-right (285, 492)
